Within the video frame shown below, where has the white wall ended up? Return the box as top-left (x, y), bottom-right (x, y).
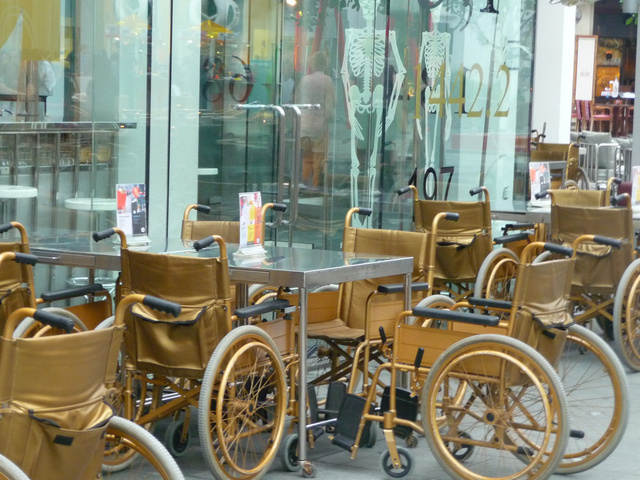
top-left (531, 2), bottom-right (576, 143)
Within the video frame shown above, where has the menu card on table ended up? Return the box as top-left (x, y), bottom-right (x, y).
top-left (236, 191), bottom-right (266, 258)
top-left (529, 162), bottom-right (551, 207)
top-left (116, 183), bottom-right (149, 244)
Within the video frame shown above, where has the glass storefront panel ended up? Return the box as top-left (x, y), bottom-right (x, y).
top-left (189, 0), bottom-right (536, 248)
top-left (0, 0), bottom-right (537, 278)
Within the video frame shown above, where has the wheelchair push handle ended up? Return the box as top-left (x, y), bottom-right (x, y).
top-left (396, 184), bottom-right (419, 200)
top-left (33, 310), bottom-right (75, 333)
top-left (0, 222), bottom-right (14, 234)
top-left (195, 204), bottom-right (211, 214)
top-left (143, 296), bottom-right (182, 317)
top-left (357, 208), bottom-right (372, 217)
top-left (535, 190), bottom-right (549, 200)
top-left (93, 228), bottom-right (116, 242)
top-left (269, 203), bottom-right (287, 213)
top-left (193, 235), bottom-right (215, 251)
top-left (13, 253), bottom-right (38, 265)
top-left (611, 193), bottom-right (630, 207)
top-left (544, 242), bottom-right (573, 258)
top-left (593, 235), bottom-right (623, 249)
top-left (444, 212), bottom-right (459, 222)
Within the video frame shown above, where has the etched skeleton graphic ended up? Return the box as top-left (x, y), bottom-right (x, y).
top-left (341, 0), bottom-right (405, 225)
top-left (419, 30), bottom-right (451, 171)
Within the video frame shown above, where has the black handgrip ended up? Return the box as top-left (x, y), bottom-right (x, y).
top-left (271, 203), bottom-right (287, 212)
top-left (612, 178), bottom-right (622, 186)
top-left (33, 310), bottom-right (75, 333)
top-left (357, 208), bottom-right (373, 217)
top-left (467, 296), bottom-right (512, 310)
top-left (534, 190), bottom-right (549, 200)
top-left (412, 306), bottom-right (500, 327)
top-left (611, 194), bottom-right (627, 206)
top-left (142, 296), bottom-right (181, 317)
top-left (544, 243), bottom-right (573, 257)
top-left (41, 283), bottom-right (105, 302)
top-left (195, 204), bottom-right (211, 214)
top-left (397, 186), bottom-right (411, 195)
top-left (414, 347), bottom-right (424, 369)
top-left (469, 187), bottom-right (483, 197)
top-left (379, 326), bottom-right (387, 345)
top-left (593, 235), bottom-right (622, 249)
top-left (193, 235), bottom-right (215, 251)
top-left (13, 253), bottom-right (38, 265)
top-left (377, 282), bottom-right (429, 294)
top-left (445, 213), bottom-right (459, 221)
top-left (503, 222), bottom-right (535, 231)
top-left (494, 232), bottom-right (532, 245)
top-left (0, 222), bottom-right (14, 234)
top-left (234, 298), bottom-right (291, 319)
top-left (93, 228), bottom-right (116, 242)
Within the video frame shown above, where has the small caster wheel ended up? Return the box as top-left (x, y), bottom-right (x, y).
top-left (405, 434), bottom-right (418, 448)
top-left (302, 460), bottom-right (316, 478)
top-left (164, 420), bottom-right (191, 457)
top-left (379, 447), bottom-right (414, 479)
top-left (280, 433), bottom-right (301, 472)
top-left (446, 431), bottom-right (473, 461)
top-left (361, 422), bottom-right (378, 448)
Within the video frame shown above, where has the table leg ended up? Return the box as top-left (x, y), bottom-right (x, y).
top-left (298, 286), bottom-right (313, 476)
top-left (401, 273), bottom-right (412, 389)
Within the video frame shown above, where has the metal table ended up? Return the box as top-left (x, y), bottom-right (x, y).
top-left (31, 236), bottom-right (413, 476)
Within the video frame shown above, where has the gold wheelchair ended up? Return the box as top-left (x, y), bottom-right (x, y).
top-left (471, 232), bottom-right (629, 474)
top-left (322, 241), bottom-right (583, 479)
top-left (92, 227), bottom-right (291, 480)
top-left (397, 185), bottom-right (492, 300)
top-left (0, 221), bottom-right (112, 335)
top-left (544, 187), bottom-right (640, 371)
top-left (473, 178), bottom-right (621, 303)
top-left (0, 286), bottom-right (185, 479)
top-left (275, 206), bottom-right (460, 471)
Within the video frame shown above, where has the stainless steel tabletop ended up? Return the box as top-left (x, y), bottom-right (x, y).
top-left (30, 236), bottom-right (413, 289)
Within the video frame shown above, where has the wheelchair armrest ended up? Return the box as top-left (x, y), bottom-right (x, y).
top-left (412, 306), bottom-right (500, 327)
top-left (467, 297), bottom-right (512, 310)
top-left (234, 298), bottom-right (291, 319)
top-left (377, 282), bottom-right (429, 294)
top-left (40, 283), bottom-right (107, 302)
top-left (494, 232), bottom-right (532, 245)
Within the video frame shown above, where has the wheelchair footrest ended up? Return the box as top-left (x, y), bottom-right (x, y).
top-left (332, 393), bottom-right (372, 452)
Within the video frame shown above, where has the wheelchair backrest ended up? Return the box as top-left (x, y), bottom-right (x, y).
top-left (413, 199), bottom-right (492, 282)
top-left (550, 204), bottom-right (633, 293)
top-left (339, 227), bottom-right (429, 333)
top-left (549, 189), bottom-right (608, 208)
top-left (119, 249), bottom-right (232, 377)
top-left (181, 219), bottom-right (240, 243)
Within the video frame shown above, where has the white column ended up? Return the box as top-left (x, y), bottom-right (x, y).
top-left (531, 2), bottom-right (576, 143)
top-left (633, 14), bottom-right (640, 167)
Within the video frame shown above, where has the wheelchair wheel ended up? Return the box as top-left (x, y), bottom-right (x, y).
top-left (280, 433), bottom-right (301, 472)
top-left (164, 420), bottom-right (191, 457)
top-left (475, 249), bottom-right (519, 302)
top-left (557, 324), bottom-right (628, 473)
top-left (379, 447), bottom-right (414, 479)
top-left (613, 258), bottom-right (640, 371)
top-left (103, 370), bottom-right (163, 471)
top-left (0, 454), bottom-right (29, 480)
top-left (422, 334), bottom-right (568, 480)
top-left (103, 416), bottom-right (184, 479)
top-left (198, 325), bottom-right (287, 480)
